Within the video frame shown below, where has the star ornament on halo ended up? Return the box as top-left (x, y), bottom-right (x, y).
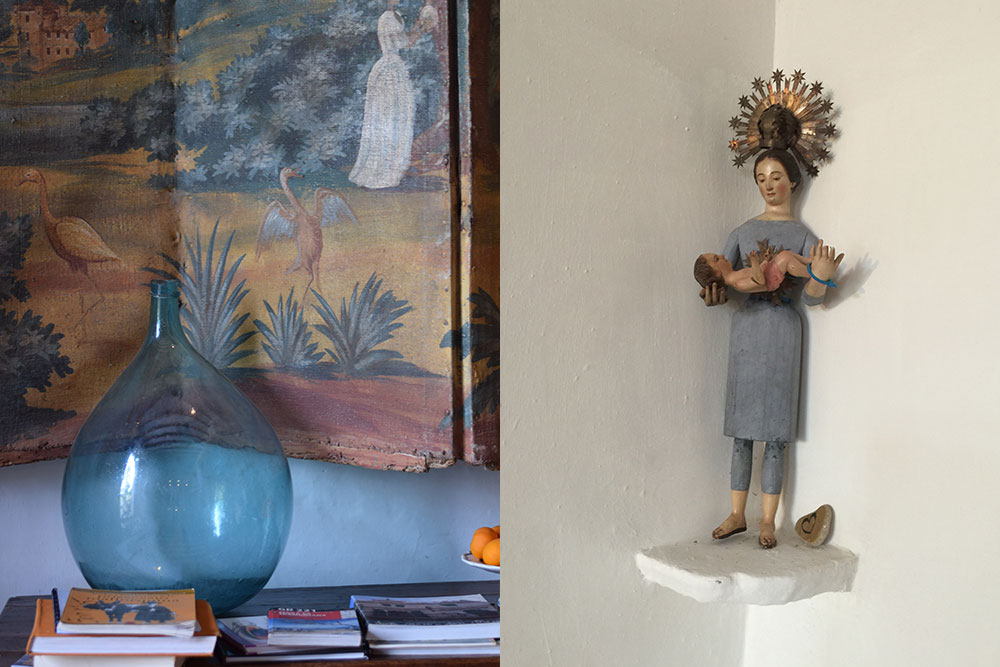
top-left (725, 68), bottom-right (838, 178)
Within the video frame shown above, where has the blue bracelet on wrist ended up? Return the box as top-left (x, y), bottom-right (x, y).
top-left (807, 263), bottom-right (838, 288)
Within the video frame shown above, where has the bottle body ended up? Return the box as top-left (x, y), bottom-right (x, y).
top-left (62, 280), bottom-right (292, 613)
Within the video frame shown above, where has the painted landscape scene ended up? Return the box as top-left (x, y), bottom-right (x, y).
top-left (0, 0), bottom-right (499, 470)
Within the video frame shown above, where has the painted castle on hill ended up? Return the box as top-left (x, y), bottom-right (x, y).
top-left (13, 1), bottom-right (110, 69)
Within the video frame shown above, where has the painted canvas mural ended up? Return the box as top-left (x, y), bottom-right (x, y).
top-left (0, 0), bottom-right (499, 471)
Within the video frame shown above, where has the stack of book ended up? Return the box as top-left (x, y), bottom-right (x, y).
top-left (351, 594), bottom-right (500, 659)
top-left (217, 607), bottom-right (365, 662)
top-left (26, 587), bottom-right (219, 667)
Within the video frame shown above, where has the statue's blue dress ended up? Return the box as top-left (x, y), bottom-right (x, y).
top-left (722, 218), bottom-right (819, 443)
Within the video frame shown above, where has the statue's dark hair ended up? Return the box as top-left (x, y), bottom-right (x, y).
top-left (757, 104), bottom-right (801, 152)
top-left (754, 149), bottom-right (801, 191)
top-left (693, 255), bottom-right (723, 289)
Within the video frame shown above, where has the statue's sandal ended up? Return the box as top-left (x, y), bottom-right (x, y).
top-left (712, 525), bottom-right (747, 540)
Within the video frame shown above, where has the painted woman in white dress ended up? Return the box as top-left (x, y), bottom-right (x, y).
top-left (350, 0), bottom-right (421, 189)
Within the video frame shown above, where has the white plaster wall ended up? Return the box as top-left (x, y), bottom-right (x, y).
top-left (0, 459), bottom-right (499, 605)
top-left (739, 2), bottom-right (1000, 666)
top-left (502, 2), bottom-right (774, 664)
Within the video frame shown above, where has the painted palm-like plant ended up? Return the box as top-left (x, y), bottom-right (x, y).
top-left (254, 287), bottom-right (323, 369)
top-left (145, 219), bottom-right (255, 369)
top-left (312, 273), bottom-right (413, 377)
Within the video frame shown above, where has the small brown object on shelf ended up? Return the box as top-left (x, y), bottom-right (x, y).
top-left (795, 504), bottom-right (834, 546)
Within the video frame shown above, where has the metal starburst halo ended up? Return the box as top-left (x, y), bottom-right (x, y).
top-left (726, 68), bottom-right (837, 176)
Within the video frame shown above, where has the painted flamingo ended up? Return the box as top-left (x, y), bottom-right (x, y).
top-left (19, 168), bottom-right (121, 273)
top-left (256, 167), bottom-right (358, 294)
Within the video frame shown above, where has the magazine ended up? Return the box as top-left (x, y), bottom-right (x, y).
top-left (266, 609), bottom-right (362, 647)
top-left (368, 638), bottom-right (499, 657)
top-left (219, 644), bottom-right (366, 663)
top-left (350, 595), bottom-right (499, 642)
top-left (218, 614), bottom-right (367, 661)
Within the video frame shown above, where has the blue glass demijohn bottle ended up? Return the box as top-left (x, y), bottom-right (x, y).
top-left (62, 280), bottom-right (292, 613)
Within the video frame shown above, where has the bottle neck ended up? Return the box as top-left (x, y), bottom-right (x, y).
top-left (147, 293), bottom-right (188, 343)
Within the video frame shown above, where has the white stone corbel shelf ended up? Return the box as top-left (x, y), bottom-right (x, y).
top-left (635, 532), bottom-right (858, 605)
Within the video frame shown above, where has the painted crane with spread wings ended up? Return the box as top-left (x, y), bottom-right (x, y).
top-left (256, 167), bottom-right (359, 294)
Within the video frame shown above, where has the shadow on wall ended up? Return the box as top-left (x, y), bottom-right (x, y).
top-left (823, 253), bottom-right (878, 310)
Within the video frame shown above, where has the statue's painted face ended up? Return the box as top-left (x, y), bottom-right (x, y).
top-left (755, 158), bottom-right (793, 209)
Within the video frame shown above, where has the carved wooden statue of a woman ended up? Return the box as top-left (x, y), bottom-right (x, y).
top-left (702, 73), bottom-right (843, 548)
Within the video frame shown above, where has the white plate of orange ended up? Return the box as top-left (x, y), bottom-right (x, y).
top-left (462, 552), bottom-right (499, 573)
top-left (465, 525), bottom-right (500, 572)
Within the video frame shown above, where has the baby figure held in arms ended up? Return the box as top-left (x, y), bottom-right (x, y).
top-left (694, 240), bottom-right (837, 295)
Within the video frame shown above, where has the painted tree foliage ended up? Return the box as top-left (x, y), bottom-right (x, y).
top-left (78, 1), bottom-right (443, 190)
top-left (0, 212), bottom-right (74, 444)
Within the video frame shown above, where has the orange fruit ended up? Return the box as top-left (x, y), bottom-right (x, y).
top-left (481, 538), bottom-right (500, 566)
top-left (473, 526), bottom-right (498, 542)
top-left (492, 525), bottom-right (500, 536)
top-left (470, 527), bottom-right (499, 559)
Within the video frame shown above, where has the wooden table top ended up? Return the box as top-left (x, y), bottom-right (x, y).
top-left (1, 581), bottom-right (500, 667)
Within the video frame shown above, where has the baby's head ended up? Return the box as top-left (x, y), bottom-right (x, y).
top-left (694, 253), bottom-right (727, 289)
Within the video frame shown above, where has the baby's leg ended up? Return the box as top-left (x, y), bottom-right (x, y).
top-left (776, 250), bottom-right (811, 279)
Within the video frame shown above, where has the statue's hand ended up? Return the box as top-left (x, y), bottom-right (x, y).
top-left (700, 283), bottom-right (727, 306)
top-left (809, 239), bottom-right (844, 281)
